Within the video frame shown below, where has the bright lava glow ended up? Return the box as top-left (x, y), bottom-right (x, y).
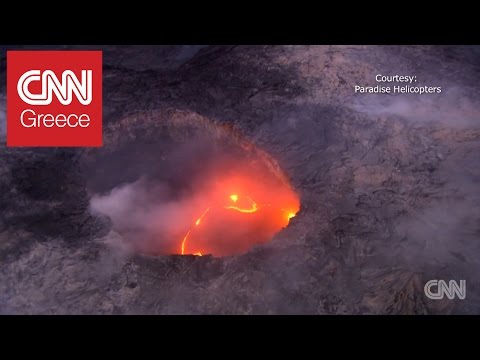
top-left (181, 195), bottom-right (260, 255)
top-left (180, 192), bottom-right (298, 256)
top-left (181, 207), bottom-right (210, 255)
top-left (224, 195), bottom-right (258, 213)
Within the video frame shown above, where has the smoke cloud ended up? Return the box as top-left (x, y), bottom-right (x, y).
top-left (350, 86), bottom-right (480, 128)
top-left (90, 178), bottom-right (196, 255)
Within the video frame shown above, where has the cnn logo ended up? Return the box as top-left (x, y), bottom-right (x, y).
top-left (7, 50), bottom-right (102, 147)
top-left (17, 69), bottom-right (93, 106)
top-left (424, 280), bottom-right (466, 300)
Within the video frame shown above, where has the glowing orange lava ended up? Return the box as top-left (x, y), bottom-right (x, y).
top-left (181, 189), bottom-right (299, 256)
top-left (224, 195), bottom-right (258, 213)
top-left (181, 207), bottom-right (210, 255)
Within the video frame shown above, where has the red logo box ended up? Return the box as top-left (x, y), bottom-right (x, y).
top-left (7, 50), bottom-right (102, 147)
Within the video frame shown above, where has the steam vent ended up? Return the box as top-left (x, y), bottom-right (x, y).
top-left (1, 46), bottom-right (480, 314)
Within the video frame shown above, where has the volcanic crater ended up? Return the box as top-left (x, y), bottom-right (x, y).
top-left (82, 109), bottom-right (300, 257)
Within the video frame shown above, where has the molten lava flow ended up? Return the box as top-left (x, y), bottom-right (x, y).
top-left (180, 191), bottom-right (298, 256)
top-left (224, 195), bottom-right (258, 213)
top-left (181, 230), bottom-right (191, 255)
top-left (181, 195), bottom-right (259, 255)
top-left (181, 207), bottom-right (210, 255)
